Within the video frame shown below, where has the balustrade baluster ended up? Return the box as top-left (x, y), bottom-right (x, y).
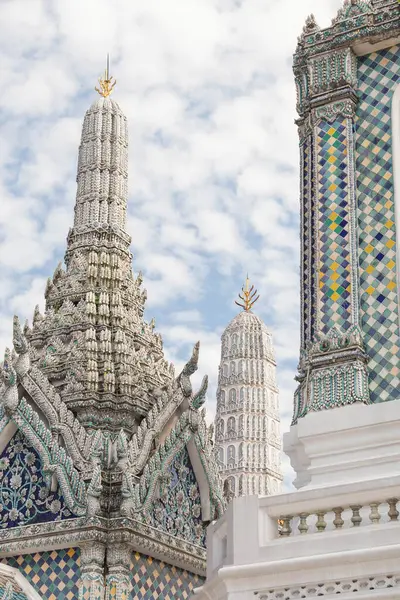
top-left (332, 507), bottom-right (344, 529)
top-left (316, 512), bottom-right (327, 532)
top-left (279, 516), bottom-right (292, 537)
top-left (298, 513), bottom-right (309, 535)
top-left (350, 505), bottom-right (362, 527)
top-left (388, 498), bottom-right (399, 521)
top-left (369, 503), bottom-right (381, 525)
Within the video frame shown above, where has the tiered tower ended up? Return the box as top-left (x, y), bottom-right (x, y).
top-left (0, 63), bottom-right (225, 600)
top-left (214, 278), bottom-right (283, 497)
top-left (26, 68), bottom-right (172, 434)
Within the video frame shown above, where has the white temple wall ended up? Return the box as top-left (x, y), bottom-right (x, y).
top-left (195, 478), bottom-right (400, 600)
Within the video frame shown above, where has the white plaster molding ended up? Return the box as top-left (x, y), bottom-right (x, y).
top-left (353, 35), bottom-right (400, 57)
top-left (0, 421), bottom-right (17, 455)
top-left (187, 438), bottom-right (212, 522)
top-left (0, 563), bottom-right (43, 600)
top-left (392, 82), bottom-right (400, 333)
top-left (283, 400), bottom-right (400, 489)
top-left (195, 539), bottom-right (400, 600)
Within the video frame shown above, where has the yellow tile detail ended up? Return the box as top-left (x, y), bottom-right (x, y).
top-left (385, 220), bottom-right (394, 229)
top-left (365, 244), bottom-right (374, 253)
top-left (327, 155), bottom-right (336, 164)
top-left (331, 292), bottom-right (340, 302)
top-left (387, 260), bottom-right (395, 270)
top-left (386, 239), bottom-right (395, 249)
top-left (387, 281), bottom-right (396, 291)
top-left (366, 285), bottom-right (375, 295)
top-left (366, 264), bottom-right (374, 274)
top-left (331, 262), bottom-right (339, 271)
top-left (328, 127), bottom-right (335, 135)
top-left (330, 282), bottom-right (339, 291)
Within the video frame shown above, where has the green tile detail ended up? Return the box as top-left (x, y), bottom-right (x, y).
top-left (1, 548), bottom-right (80, 600)
top-left (355, 44), bottom-right (400, 402)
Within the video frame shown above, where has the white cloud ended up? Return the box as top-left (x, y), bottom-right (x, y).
top-left (0, 0), bottom-right (344, 491)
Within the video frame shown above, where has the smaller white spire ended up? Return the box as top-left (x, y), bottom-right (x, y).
top-left (214, 282), bottom-right (283, 499)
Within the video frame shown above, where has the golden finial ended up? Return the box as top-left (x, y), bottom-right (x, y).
top-left (95, 54), bottom-right (116, 98)
top-left (235, 274), bottom-right (260, 312)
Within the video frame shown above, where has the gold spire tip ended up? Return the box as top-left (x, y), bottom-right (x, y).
top-left (95, 54), bottom-right (117, 98)
top-left (235, 276), bottom-right (260, 312)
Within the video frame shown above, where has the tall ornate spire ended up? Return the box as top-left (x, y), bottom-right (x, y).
top-left (25, 76), bottom-right (173, 432)
top-left (0, 69), bottom-right (226, 595)
top-left (214, 293), bottom-right (283, 498)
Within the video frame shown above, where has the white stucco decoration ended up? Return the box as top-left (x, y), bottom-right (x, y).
top-left (0, 563), bottom-right (43, 600)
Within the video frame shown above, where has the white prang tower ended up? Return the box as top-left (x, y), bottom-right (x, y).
top-left (214, 278), bottom-right (283, 497)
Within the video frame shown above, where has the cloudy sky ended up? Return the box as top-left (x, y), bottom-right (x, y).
top-left (0, 0), bottom-right (344, 488)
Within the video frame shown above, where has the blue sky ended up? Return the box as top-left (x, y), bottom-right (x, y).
top-left (0, 0), bottom-right (344, 488)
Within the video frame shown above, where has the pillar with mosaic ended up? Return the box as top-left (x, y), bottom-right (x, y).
top-left (291, 0), bottom-right (400, 424)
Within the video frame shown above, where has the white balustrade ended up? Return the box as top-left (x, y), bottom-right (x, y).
top-left (278, 499), bottom-right (398, 537)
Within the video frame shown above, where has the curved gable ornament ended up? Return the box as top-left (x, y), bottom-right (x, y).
top-left (392, 82), bottom-right (400, 336)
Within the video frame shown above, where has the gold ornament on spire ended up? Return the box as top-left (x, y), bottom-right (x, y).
top-left (235, 275), bottom-right (260, 312)
top-left (95, 54), bottom-right (116, 98)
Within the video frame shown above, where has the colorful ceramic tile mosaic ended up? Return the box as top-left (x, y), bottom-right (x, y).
top-left (131, 552), bottom-right (204, 599)
top-left (142, 447), bottom-right (205, 547)
top-left (316, 119), bottom-right (353, 333)
top-left (0, 430), bottom-right (73, 529)
top-left (355, 44), bottom-right (400, 403)
top-left (1, 548), bottom-right (80, 600)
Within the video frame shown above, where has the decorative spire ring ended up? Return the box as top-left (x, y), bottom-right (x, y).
top-left (95, 53), bottom-right (116, 98)
top-left (235, 275), bottom-right (260, 312)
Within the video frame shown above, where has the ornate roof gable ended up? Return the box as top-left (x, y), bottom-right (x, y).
top-left (0, 325), bottom-right (224, 551)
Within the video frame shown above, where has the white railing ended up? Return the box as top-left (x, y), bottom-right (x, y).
top-left (278, 498), bottom-right (399, 536)
top-left (259, 474), bottom-right (400, 543)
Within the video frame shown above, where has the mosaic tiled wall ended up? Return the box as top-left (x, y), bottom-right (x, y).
top-left (316, 119), bottom-right (354, 333)
top-left (355, 45), bottom-right (400, 403)
top-left (131, 552), bottom-right (204, 599)
top-left (1, 548), bottom-right (80, 600)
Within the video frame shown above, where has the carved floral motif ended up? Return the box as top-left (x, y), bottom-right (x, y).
top-left (143, 447), bottom-right (205, 547)
top-left (0, 431), bottom-right (73, 528)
